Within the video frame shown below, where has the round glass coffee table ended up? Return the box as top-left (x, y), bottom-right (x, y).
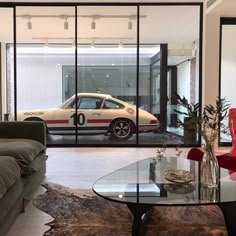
top-left (93, 157), bottom-right (236, 236)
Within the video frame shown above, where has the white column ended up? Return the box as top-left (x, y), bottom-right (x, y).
top-left (202, 13), bottom-right (220, 107)
top-left (1, 42), bottom-right (7, 120)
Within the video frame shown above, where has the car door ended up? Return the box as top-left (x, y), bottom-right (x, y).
top-left (49, 96), bottom-right (78, 135)
top-left (76, 96), bottom-right (109, 134)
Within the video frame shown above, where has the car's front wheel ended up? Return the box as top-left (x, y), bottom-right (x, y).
top-left (24, 117), bottom-right (49, 134)
top-left (110, 119), bottom-right (133, 141)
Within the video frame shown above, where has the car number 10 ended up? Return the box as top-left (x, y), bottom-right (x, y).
top-left (70, 113), bottom-right (85, 126)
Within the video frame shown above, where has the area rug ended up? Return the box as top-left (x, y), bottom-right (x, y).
top-left (33, 183), bottom-right (227, 236)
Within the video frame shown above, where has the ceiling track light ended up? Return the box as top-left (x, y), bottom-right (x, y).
top-left (44, 40), bottom-right (49, 48)
top-left (64, 18), bottom-right (69, 30)
top-left (27, 17), bottom-right (32, 30)
top-left (118, 41), bottom-right (123, 48)
top-left (128, 20), bottom-right (132, 30)
top-left (91, 41), bottom-right (95, 48)
top-left (91, 18), bottom-right (96, 30)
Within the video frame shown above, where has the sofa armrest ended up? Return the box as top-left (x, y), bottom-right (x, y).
top-left (0, 121), bottom-right (46, 146)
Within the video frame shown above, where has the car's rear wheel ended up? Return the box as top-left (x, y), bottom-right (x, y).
top-left (24, 117), bottom-right (49, 134)
top-left (110, 119), bottom-right (133, 141)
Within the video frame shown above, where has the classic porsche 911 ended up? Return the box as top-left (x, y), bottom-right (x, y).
top-left (16, 93), bottom-right (160, 141)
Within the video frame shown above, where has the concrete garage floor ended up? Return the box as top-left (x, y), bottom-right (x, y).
top-left (47, 132), bottom-right (184, 145)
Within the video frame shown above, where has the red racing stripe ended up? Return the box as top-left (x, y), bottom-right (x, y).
top-left (87, 119), bottom-right (112, 124)
top-left (45, 120), bottom-right (69, 124)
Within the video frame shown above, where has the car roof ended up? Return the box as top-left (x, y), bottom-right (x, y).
top-left (77, 93), bottom-right (113, 99)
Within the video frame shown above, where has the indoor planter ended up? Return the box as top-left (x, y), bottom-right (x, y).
top-left (174, 94), bottom-right (200, 145)
top-left (175, 95), bottom-right (230, 188)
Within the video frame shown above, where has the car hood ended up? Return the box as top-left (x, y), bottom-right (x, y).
top-left (18, 107), bottom-right (59, 113)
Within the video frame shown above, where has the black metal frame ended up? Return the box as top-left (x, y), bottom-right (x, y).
top-left (0, 42), bottom-right (1, 120)
top-left (0, 2), bottom-right (203, 147)
top-left (219, 17), bottom-right (236, 147)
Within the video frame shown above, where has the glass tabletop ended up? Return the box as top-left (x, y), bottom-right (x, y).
top-left (92, 157), bottom-right (236, 205)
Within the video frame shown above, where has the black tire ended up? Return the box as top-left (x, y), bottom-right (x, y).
top-left (24, 117), bottom-right (49, 134)
top-left (110, 119), bottom-right (133, 141)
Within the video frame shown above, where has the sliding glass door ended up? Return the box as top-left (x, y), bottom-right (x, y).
top-left (139, 5), bottom-right (201, 146)
top-left (75, 5), bottom-right (138, 145)
top-left (15, 6), bottom-right (76, 145)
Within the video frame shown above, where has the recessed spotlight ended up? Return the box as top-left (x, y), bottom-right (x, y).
top-left (112, 63), bottom-right (115, 66)
top-left (118, 41), bottom-right (123, 48)
top-left (44, 41), bottom-right (49, 48)
top-left (91, 41), bottom-right (95, 48)
top-left (57, 63), bottom-right (61, 66)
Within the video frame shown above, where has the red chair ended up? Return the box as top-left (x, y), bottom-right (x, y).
top-left (187, 108), bottom-right (236, 175)
top-left (229, 108), bottom-right (236, 156)
top-left (187, 148), bottom-right (236, 171)
top-left (187, 148), bottom-right (236, 181)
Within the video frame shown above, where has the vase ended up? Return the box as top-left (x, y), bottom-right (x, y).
top-left (200, 148), bottom-right (219, 188)
top-left (200, 185), bottom-right (219, 202)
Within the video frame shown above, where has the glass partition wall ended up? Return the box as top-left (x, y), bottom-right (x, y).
top-left (139, 5), bottom-right (201, 145)
top-left (0, 8), bottom-right (13, 121)
top-left (220, 18), bottom-right (236, 146)
top-left (75, 6), bottom-right (137, 145)
top-left (5, 3), bottom-right (202, 147)
top-left (14, 6), bottom-right (76, 145)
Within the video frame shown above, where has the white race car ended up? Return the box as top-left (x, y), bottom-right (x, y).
top-left (16, 93), bottom-right (160, 141)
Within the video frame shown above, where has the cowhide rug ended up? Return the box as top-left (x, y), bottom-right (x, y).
top-left (33, 183), bottom-right (227, 236)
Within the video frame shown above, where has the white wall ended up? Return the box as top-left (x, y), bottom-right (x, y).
top-left (176, 60), bottom-right (191, 126)
top-left (220, 25), bottom-right (236, 142)
top-left (14, 51), bottom-right (151, 110)
top-left (203, 13), bottom-right (220, 107)
top-left (177, 60), bottom-right (191, 100)
top-left (0, 43), bottom-right (6, 119)
top-left (16, 55), bottom-right (73, 110)
top-left (221, 25), bottom-right (236, 108)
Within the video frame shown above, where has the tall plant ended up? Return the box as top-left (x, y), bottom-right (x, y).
top-left (174, 94), bottom-right (200, 129)
top-left (201, 97), bottom-right (230, 150)
top-left (174, 94), bottom-right (230, 148)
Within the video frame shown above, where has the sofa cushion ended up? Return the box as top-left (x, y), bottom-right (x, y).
top-left (22, 153), bottom-right (48, 177)
top-left (0, 139), bottom-right (45, 174)
top-left (0, 156), bottom-right (21, 199)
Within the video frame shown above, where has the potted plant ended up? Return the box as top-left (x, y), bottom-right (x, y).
top-left (174, 94), bottom-right (200, 145)
top-left (175, 94), bottom-right (230, 187)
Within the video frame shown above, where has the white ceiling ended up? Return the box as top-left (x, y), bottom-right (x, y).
top-left (1, 0), bottom-right (204, 2)
top-left (207, 0), bottom-right (236, 16)
top-left (0, 3), bottom-right (201, 65)
top-left (0, 5), bottom-right (200, 45)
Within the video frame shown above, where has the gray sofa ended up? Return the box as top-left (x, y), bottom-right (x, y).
top-left (0, 121), bottom-right (47, 236)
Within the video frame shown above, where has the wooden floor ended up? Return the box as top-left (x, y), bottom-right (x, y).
top-left (6, 147), bottom-right (229, 236)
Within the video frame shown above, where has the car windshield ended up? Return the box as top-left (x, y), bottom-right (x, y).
top-left (58, 95), bottom-right (75, 109)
